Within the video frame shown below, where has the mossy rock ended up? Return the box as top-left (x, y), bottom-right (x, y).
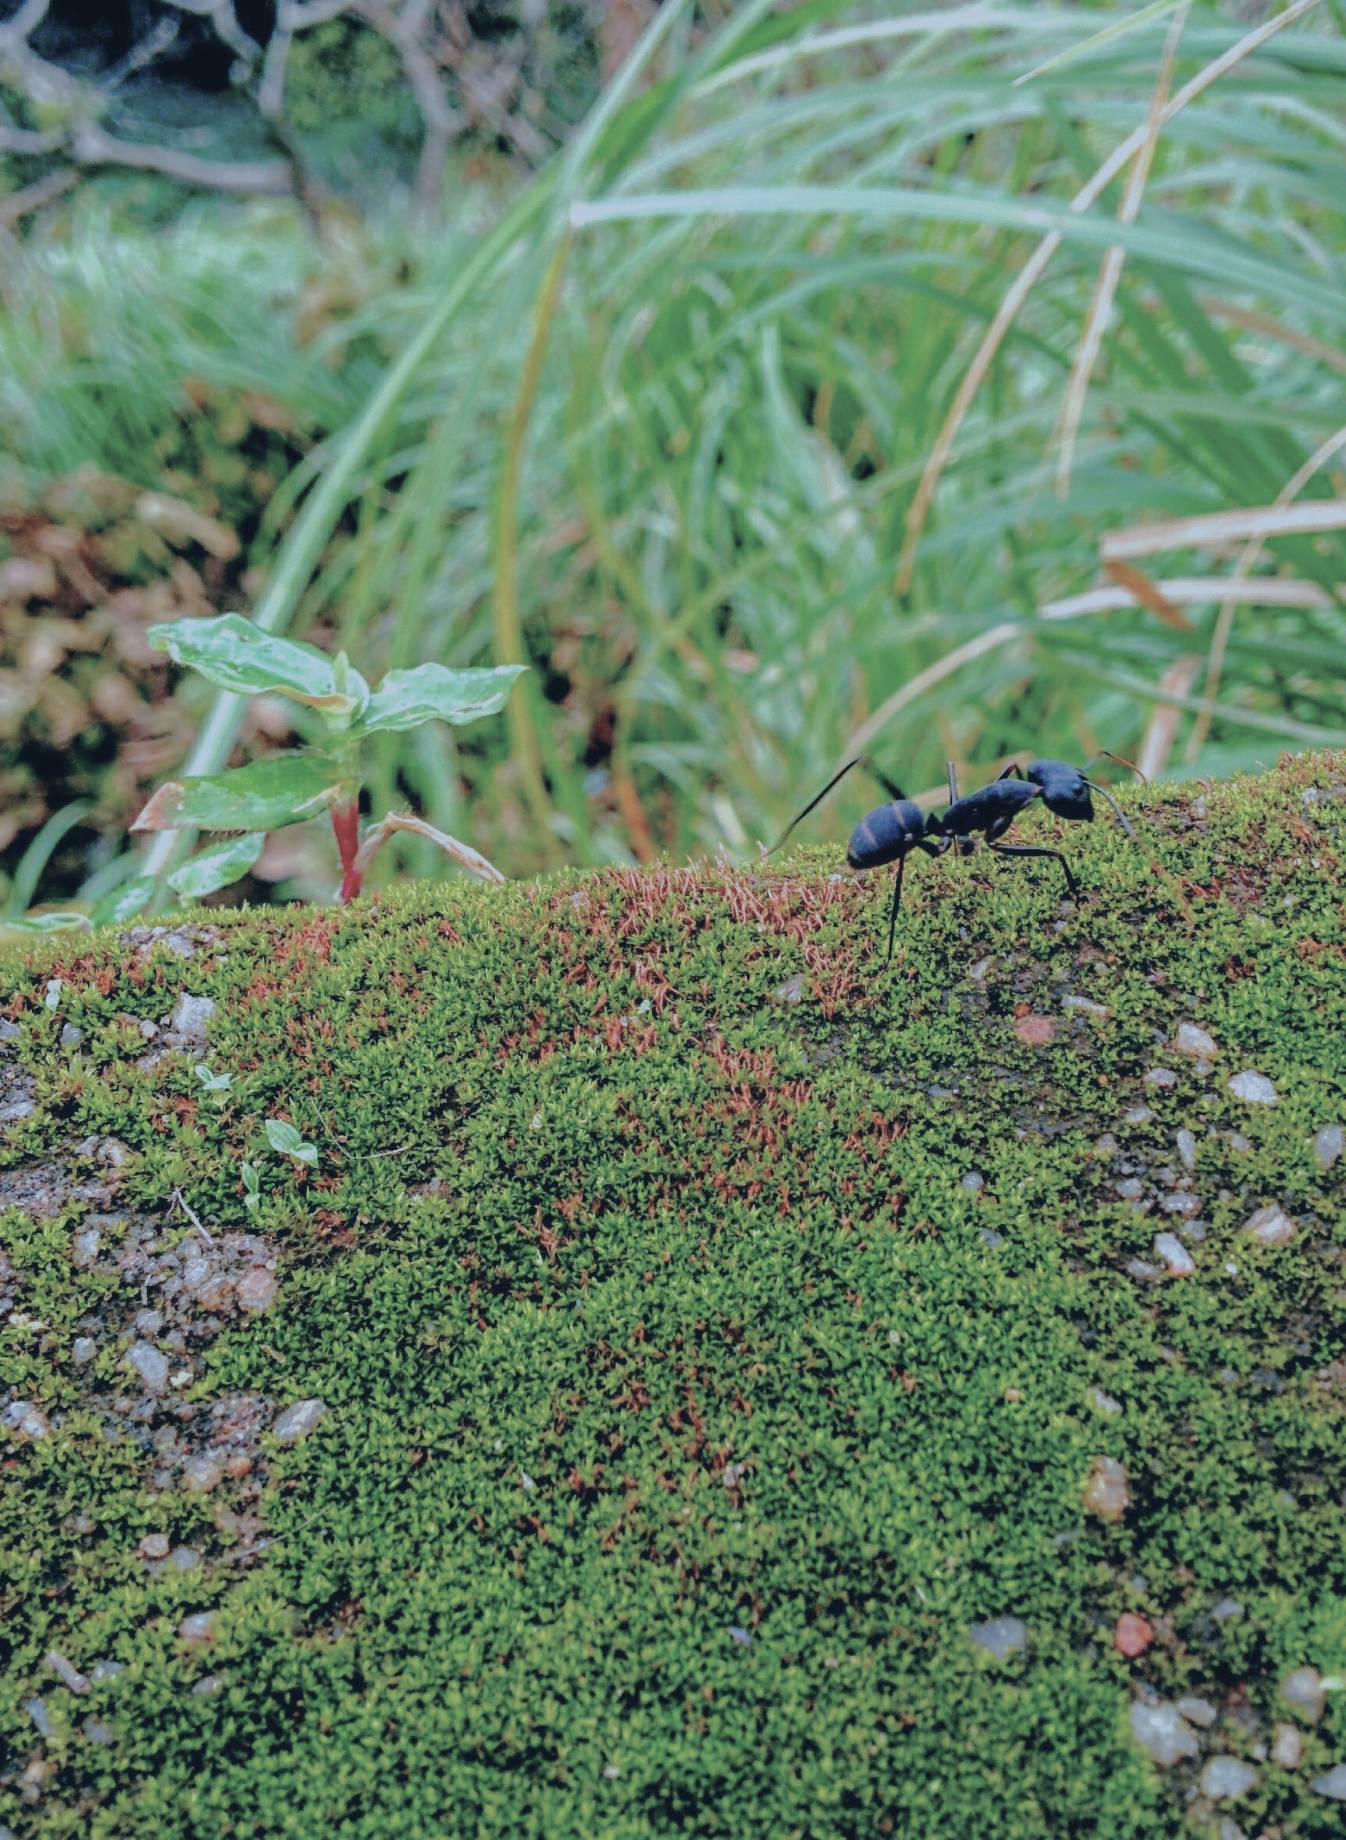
top-left (3, 753), bottom-right (1345, 1838)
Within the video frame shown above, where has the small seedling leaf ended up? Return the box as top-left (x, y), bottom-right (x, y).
top-left (168, 833), bottom-right (267, 899)
top-left (265, 1118), bottom-right (318, 1164)
top-left (148, 615), bottom-right (370, 715)
top-left (132, 756), bottom-right (350, 835)
top-left (90, 878), bottom-right (159, 927)
top-left (0, 912), bottom-right (91, 936)
top-left (355, 664), bottom-right (526, 736)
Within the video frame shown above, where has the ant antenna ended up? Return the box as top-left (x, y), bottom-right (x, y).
top-left (769, 757), bottom-right (868, 856)
top-left (1084, 749), bottom-right (1147, 784)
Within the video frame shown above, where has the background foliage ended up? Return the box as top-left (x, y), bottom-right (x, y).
top-left (2, 0), bottom-right (1344, 910)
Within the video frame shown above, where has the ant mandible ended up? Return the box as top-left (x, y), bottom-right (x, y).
top-left (769, 752), bottom-right (1139, 962)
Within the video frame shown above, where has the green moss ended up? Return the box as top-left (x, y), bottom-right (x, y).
top-left (2, 753), bottom-right (1345, 1837)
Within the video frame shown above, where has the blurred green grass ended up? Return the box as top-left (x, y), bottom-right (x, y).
top-left (2, 0), bottom-right (1344, 897)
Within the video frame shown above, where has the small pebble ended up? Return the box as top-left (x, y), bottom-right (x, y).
top-left (728, 1626), bottom-right (753, 1647)
top-left (1114, 1614), bottom-right (1153, 1657)
top-left (1087, 1387), bottom-right (1122, 1417)
top-left (1125, 1260), bottom-right (1160, 1282)
top-left (969, 1616), bottom-right (1027, 1659)
top-left (1178, 1697), bottom-right (1219, 1728)
top-left (722, 1462), bottom-right (747, 1491)
top-left (1271, 1723), bottom-right (1303, 1768)
top-left (182, 1455), bottom-right (224, 1494)
top-left (126, 1342), bottom-right (169, 1393)
top-left (1063, 994), bottom-right (1109, 1019)
top-left (46, 1651), bottom-right (90, 1695)
top-left (1244, 1205), bottom-right (1296, 1248)
top-left (1229, 1070), bottom-right (1278, 1106)
top-left (1215, 1821), bottom-right (1243, 1840)
top-left (1211, 1597), bottom-right (1244, 1623)
top-left (770, 974), bottom-right (805, 1005)
top-left (1083, 1455), bottom-right (1129, 1521)
top-left (26, 1698), bottom-right (52, 1739)
top-left (168, 994), bottom-right (216, 1045)
top-left (169, 1547), bottom-right (201, 1573)
top-left (1160, 1192), bottom-right (1200, 1218)
top-left (139, 1533), bottom-right (170, 1559)
top-left (1282, 1666), bottom-right (1325, 1723)
top-left (1313, 1124), bottom-right (1344, 1171)
top-left (71, 1229), bottom-right (101, 1268)
top-left (961, 1170), bottom-right (984, 1193)
top-left (1124, 1106), bottom-right (1155, 1126)
top-left (1115, 1177), bottom-right (1145, 1201)
top-left (1201, 1757), bottom-right (1259, 1800)
top-left (3, 1400), bottom-right (49, 1440)
top-left (134, 1309), bottom-right (164, 1337)
top-left (1129, 1700), bottom-right (1199, 1766)
top-left (83, 1718), bottom-right (115, 1746)
top-left (1311, 1764), bottom-right (1346, 1799)
top-left (60, 1024), bottom-right (83, 1048)
top-left (272, 1398), bottom-right (326, 1444)
top-left (191, 1675), bottom-right (225, 1697)
top-left (177, 1612), bottom-right (216, 1645)
top-left (1174, 1022), bottom-right (1220, 1060)
top-left (1154, 1233), bottom-right (1195, 1277)
top-left (978, 1228), bottom-right (1004, 1249)
top-left (1093, 1134), bottom-right (1118, 1158)
top-left (90, 1660), bottom-right (125, 1681)
top-left (1175, 1128), bottom-right (1197, 1172)
top-left (1145, 1068), bottom-right (1178, 1089)
top-left (235, 1268), bottom-right (278, 1313)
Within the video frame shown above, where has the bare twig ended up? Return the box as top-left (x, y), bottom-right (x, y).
top-left (170, 1186), bottom-right (215, 1247)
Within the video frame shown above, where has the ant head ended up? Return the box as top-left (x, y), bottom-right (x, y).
top-left (1026, 759), bottom-right (1094, 821)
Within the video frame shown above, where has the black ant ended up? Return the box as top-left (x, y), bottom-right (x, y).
top-left (769, 752), bottom-right (1139, 962)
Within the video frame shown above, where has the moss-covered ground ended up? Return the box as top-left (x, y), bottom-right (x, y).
top-left (2, 753), bottom-right (1345, 1838)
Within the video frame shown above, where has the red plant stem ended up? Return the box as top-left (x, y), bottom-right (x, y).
top-left (331, 801), bottom-right (363, 903)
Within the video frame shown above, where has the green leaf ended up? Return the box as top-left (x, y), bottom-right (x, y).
top-left (355, 664), bottom-right (527, 737)
top-left (148, 615), bottom-right (370, 717)
top-left (168, 833), bottom-right (267, 900)
top-left (132, 756), bottom-right (350, 835)
top-left (265, 1118), bottom-right (318, 1165)
top-left (90, 878), bottom-right (158, 928)
top-left (0, 912), bottom-right (91, 937)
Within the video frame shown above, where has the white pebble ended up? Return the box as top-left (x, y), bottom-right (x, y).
top-left (1124, 1106), bottom-right (1154, 1126)
top-left (26, 1697), bottom-right (52, 1738)
top-left (961, 1170), bottom-right (984, 1193)
top-left (1084, 1455), bottom-right (1130, 1521)
top-left (1177, 1696), bottom-right (1219, 1728)
top-left (1229, 1070), bottom-right (1278, 1106)
top-left (1087, 1387), bottom-right (1123, 1417)
top-left (1212, 1597), bottom-right (1244, 1623)
top-left (73, 1337), bottom-right (97, 1365)
top-left (125, 1342), bottom-right (169, 1392)
top-left (968, 1616), bottom-right (1028, 1658)
top-left (177, 1612), bottom-right (215, 1645)
top-left (1145, 1068), bottom-right (1178, 1089)
top-left (3, 1400), bottom-right (49, 1440)
top-left (1244, 1205), bottom-right (1296, 1248)
top-left (1064, 994), bottom-right (1110, 1019)
top-left (1313, 1125), bottom-right (1344, 1171)
top-left (1161, 1192), bottom-right (1200, 1218)
top-left (1176, 1129), bottom-right (1197, 1172)
top-left (1154, 1233), bottom-right (1195, 1277)
top-left (182, 1455), bottom-right (224, 1494)
top-left (1201, 1757), bottom-right (1259, 1799)
top-left (45, 1651), bottom-right (91, 1695)
top-left (1283, 1666), bottom-right (1325, 1723)
top-left (1129, 1700), bottom-right (1200, 1766)
top-left (1175, 1023), bottom-right (1220, 1059)
top-left (1271, 1723), bottom-right (1303, 1768)
top-left (1312, 1764), bottom-right (1346, 1799)
top-left (272, 1398), bottom-right (326, 1444)
top-left (235, 1267), bottom-right (278, 1314)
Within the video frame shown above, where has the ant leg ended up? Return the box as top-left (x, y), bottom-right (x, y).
top-left (886, 854), bottom-right (906, 963)
top-left (997, 761), bottom-right (1025, 780)
top-left (1083, 780), bottom-right (1135, 839)
top-left (988, 840), bottom-right (1079, 901)
top-left (770, 755), bottom-right (906, 855)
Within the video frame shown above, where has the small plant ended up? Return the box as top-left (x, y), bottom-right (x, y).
top-left (241, 1161), bottom-right (262, 1215)
top-left (195, 1064), bottom-right (233, 1106)
top-left (120, 616), bottom-right (526, 914)
top-left (264, 1117), bottom-right (318, 1167)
